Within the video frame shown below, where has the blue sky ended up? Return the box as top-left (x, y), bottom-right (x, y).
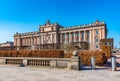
top-left (0, 0), bottom-right (120, 48)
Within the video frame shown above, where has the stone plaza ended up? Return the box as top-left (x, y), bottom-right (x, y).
top-left (0, 65), bottom-right (119, 81)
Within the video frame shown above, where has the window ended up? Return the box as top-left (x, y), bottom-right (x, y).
top-left (96, 30), bottom-right (98, 35)
top-left (87, 39), bottom-right (89, 42)
top-left (95, 38), bottom-right (98, 42)
top-left (72, 32), bottom-right (74, 41)
top-left (72, 32), bottom-right (74, 36)
top-left (76, 32), bottom-right (79, 41)
top-left (82, 32), bottom-right (84, 37)
top-left (51, 27), bottom-right (53, 31)
top-left (96, 45), bottom-right (98, 48)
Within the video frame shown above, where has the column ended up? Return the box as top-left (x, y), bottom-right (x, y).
top-left (89, 30), bottom-right (92, 44)
top-left (54, 33), bottom-right (56, 43)
top-left (102, 28), bottom-right (105, 39)
top-left (40, 35), bottom-right (41, 44)
top-left (38, 36), bottom-right (40, 45)
top-left (79, 31), bottom-right (81, 42)
top-left (22, 38), bottom-right (24, 46)
top-left (70, 33), bottom-right (71, 43)
top-left (68, 32), bottom-right (70, 44)
top-left (74, 32), bottom-right (76, 42)
top-left (37, 33), bottom-right (39, 45)
top-left (70, 32), bottom-right (72, 43)
top-left (36, 36), bottom-right (38, 45)
top-left (31, 35), bottom-right (34, 46)
top-left (19, 37), bottom-right (21, 46)
top-left (34, 36), bottom-right (36, 45)
top-left (66, 33), bottom-right (67, 44)
top-left (26, 37), bottom-right (28, 46)
top-left (27, 37), bottom-right (28, 46)
top-left (30, 37), bottom-right (32, 46)
top-left (39, 35), bottom-right (42, 44)
top-left (29, 37), bottom-right (31, 46)
top-left (33, 37), bottom-right (35, 45)
top-left (15, 38), bottom-right (17, 46)
top-left (93, 29), bottom-right (95, 44)
top-left (25, 37), bottom-right (27, 46)
top-left (84, 31), bottom-right (86, 41)
top-left (41, 35), bottom-right (43, 44)
top-left (38, 33), bottom-right (40, 45)
top-left (76, 32), bottom-right (79, 42)
top-left (15, 38), bottom-right (19, 46)
top-left (42, 35), bottom-right (44, 44)
top-left (65, 33), bottom-right (66, 44)
top-left (21, 38), bottom-right (23, 46)
top-left (24, 38), bottom-right (25, 46)
top-left (51, 34), bottom-right (53, 43)
top-left (26, 37), bottom-right (27, 46)
top-left (36, 36), bottom-right (37, 45)
top-left (61, 33), bottom-right (62, 43)
top-left (66, 33), bottom-right (68, 44)
top-left (25, 38), bottom-right (26, 46)
top-left (33, 36), bottom-right (34, 45)
top-left (99, 28), bottom-right (102, 39)
top-left (14, 38), bottom-right (17, 46)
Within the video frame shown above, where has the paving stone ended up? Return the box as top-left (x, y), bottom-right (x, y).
top-left (13, 79), bottom-right (27, 81)
top-left (0, 65), bottom-right (119, 81)
top-left (45, 78), bottom-right (60, 81)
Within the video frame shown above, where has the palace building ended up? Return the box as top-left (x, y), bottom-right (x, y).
top-left (14, 20), bottom-right (107, 50)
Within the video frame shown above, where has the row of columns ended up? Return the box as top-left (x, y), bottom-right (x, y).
top-left (61, 30), bottom-right (90, 44)
top-left (40, 34), bottom-right (56, 44)
top-left (14, 28), bottom-right (103, 47)
top-left (21, 36), bottom-right (38, 46)
top-left (60, 29), bottom-right (102, 44)
top-left (15, 33), bottom-right (57, 46)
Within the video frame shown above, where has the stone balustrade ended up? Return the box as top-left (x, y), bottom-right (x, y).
top-left (0, 57), bottom-right (80, 70)
top-left (6, 59), bottom-right (23, 64)
top-left (60, 21), bottom-right (105, 31)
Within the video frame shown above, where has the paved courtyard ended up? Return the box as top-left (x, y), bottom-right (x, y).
top-left (0, 65), bottom-right (120, 81)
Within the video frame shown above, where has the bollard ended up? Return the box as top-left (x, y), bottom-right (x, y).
top-left (111, 56), bottom-right (116, 71)
top-left (91, 57), bottom-right (95, 70)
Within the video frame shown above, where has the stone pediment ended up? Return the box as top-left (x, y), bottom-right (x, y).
top-left (39, 20), bottom-right (63, 32)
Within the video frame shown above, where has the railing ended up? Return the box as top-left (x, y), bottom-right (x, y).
top-left (0, 57), bottom-right (80, 70)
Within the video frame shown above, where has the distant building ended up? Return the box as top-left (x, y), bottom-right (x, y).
top-left (14, 20), bottom-right (107, 50)
top-left (0, 41), bottom-right (14, 47)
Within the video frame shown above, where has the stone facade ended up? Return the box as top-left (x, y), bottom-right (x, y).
top-left (14, 20), bottom-right (107, 50)
top-left (0, 41), bottom-right (14, 47)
